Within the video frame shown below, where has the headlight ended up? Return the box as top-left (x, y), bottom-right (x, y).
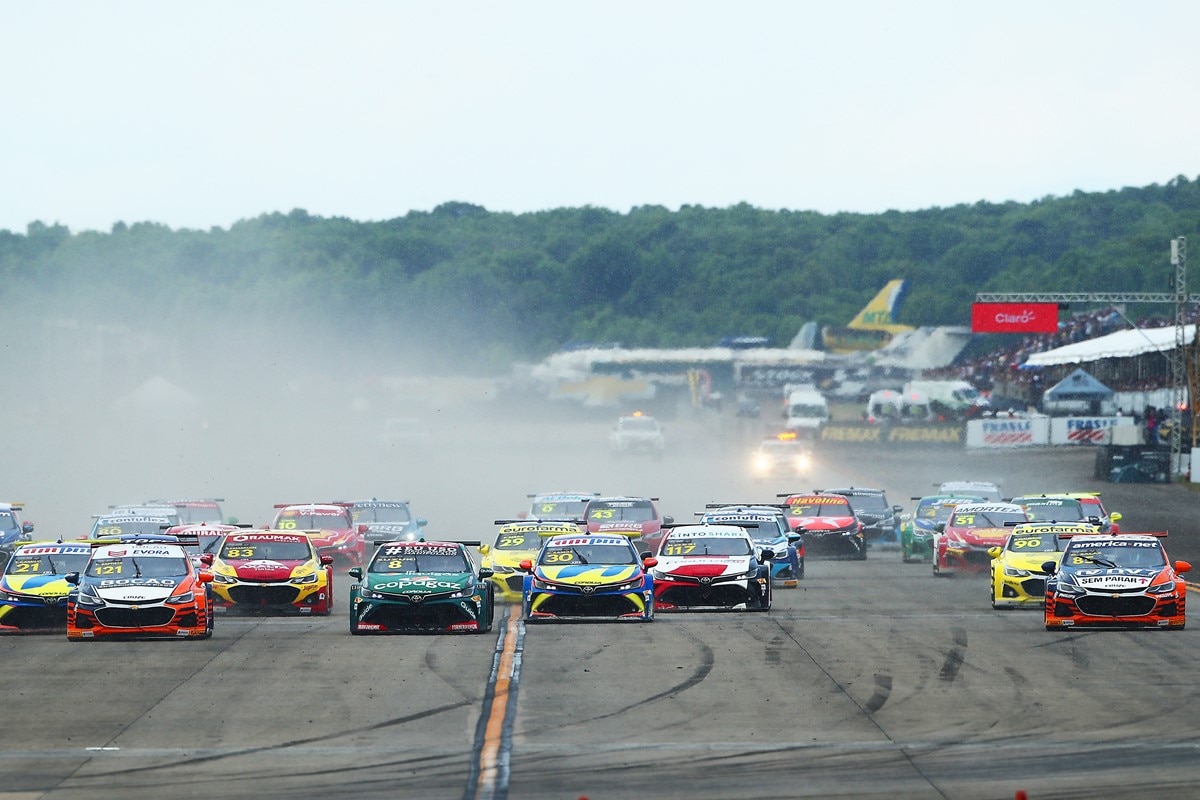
top-left (1004, 566), bottom-right (1031, 578)
top-left (1054, 577), bottom-right (1085, 597)
top-left (358, 587), bottom-right (385, 600)
top-left (213, 572), bottom-right (237, 584)
top-left (531, 577), bottom-right (556, 591)
top-left (1148, 582), bottom-right (1177, 595)
top-left (490, 564), bottom-right (516, 574)
top-left (610, 579), bottom-right (642, 592)
top-left (167, 591), bottom-right (195, 605)
top-left (76, 585), bottom-right (103, 606)
top-left (735, 568), bottom-right (760, 580)
top-left (292, 572), bottom-right (318, 584)
top-left (795, 455), bottom-right (811, 470)
top-left (0, 590), bottom-right (20, 604)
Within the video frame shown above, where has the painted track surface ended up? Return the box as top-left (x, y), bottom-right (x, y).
top-left (4, 414), bottom-right (1199, 799)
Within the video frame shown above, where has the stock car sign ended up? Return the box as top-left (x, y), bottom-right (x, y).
top-left (971, 303), bottom-right (1059, 334)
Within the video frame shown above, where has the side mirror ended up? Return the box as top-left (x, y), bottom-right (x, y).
top-left (934, 523), bottom-right (946, 533)
top-left (662, 515), bottom-right (674, 525)
top-left (892, 505), bottom-right (903, 514)
top-left (642, 557), bottom-right (658, 569)
top-left (200, 553), bottom-right (215, 566)
top-left (1110, 512), bottom-right (1122, 522)
top-left (1175, 560), bottom-right (1192, 574)
top-left (197, 571), bottom-right (214, 584)
top-left (787, 533), bottom-right (802, 544)
top-left (759, 549), bottom-right (776, 563)
top-left (320, 555), bottom-right (334, 566)
top-left (357, 524), bottom-right (369, 535)
top-left (518, 559), bottom-right (533, 572)
top-left (478, 568), bottom-right (494, 579)
top-left (22, 522), bottom-right (34, 533)
top-left (348, 567), bottom-right (363, 580)
top-left (417, 518), bottom-right (429, 527)
top-left (65, 572), bottom-right (80, 585)
top-left (639, 551), bottom-right (652, 560)
top-left (478, 544), bottom-right (491, 555)
top-left (1041, 561), bottom-right (1058, 575)
top-left (987, 547), bottom-right (1001, 559)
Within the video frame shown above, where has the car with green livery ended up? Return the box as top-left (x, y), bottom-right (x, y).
top-left (900, 495), bottom-right (979, 563)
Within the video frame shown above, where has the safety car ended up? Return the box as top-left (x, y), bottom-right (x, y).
top-left (66, 536), bottom-right (215, 640)
top-left (987, 522), bottom-right (1094, 609)
top-left (933, 502), bottom-right (1029, 576)
top-left (1044, 533), bottom-right (1190, 630)
top-left (272, 502), bottom-right (367, 567)
top-left (778, 492), bottom-right (865, 559)
top-left (525, 491), bottom-right (599, 523)
top-left (650, 525), bottom-right (771, 611)
top-left (0, 541), bottom-right (92, 631)
top-left (583, 495), bottom-right (673, 554)
top-left (520, 534), bottom-right (655, 621)
top-left (823, 486), bottom-right (902, 545)
top-left (479, 520), bottom-right (579, 602)
top-left (750, 432), bottom-right (813, 479)
top-left (700, 504), bottom-right (804, 585)
top-left (210, 530), bottom-right (334, 615)
top-left (609, 411), bottom-right (665, 458)
top-left (346, 499), bottom-right (428, 546)
top-left (348, 540), bottom-right (494, 634)
top-left (900, 496), bottom-right (978, 563)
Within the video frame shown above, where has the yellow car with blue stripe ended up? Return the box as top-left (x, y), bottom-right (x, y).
top-left (0, 541), bottom-right (93, 631)
top-left (520, 534), bottom-right (655, 621)
top-left (479, 520), bottom-right (581, 602)
top-left (988, 522), bottom-right (1097, 609)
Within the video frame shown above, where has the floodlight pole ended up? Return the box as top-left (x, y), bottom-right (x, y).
top-left (975, 237), bottom-right (1193, 479)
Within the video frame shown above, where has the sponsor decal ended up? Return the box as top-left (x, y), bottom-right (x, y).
top-left (1077, 574), bottom-right (1151, 587)
top-left (971, 302), bottom-right (1060, 333)
top-left (788, 496), bottom-right (850, 506)
top-left (228, 533), bottom-right (306, 544)
top-left (449, 622), bottom-right (480, 630)
top-left (374, 578), bottom-right (462, 590)
top-left (356, 623), bottom-right (383, 630)
top-left (820, 425), bottom-right (882, 443)
top-left (886, 426), bottom-right (963, 443)
top-left (548, 536), bottom-right (626, 547)
top-left (667, 530), bottom-right (745, 539)
top-left (382, 544), bottom-right (458, 557)
top-left (236, 560), bottom-right (290, 571)
top-left (705, 513), bottom-right (775, 523)
top-left (99, 578), bottom-right (179, 587)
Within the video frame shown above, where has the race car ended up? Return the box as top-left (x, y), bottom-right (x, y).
top-left (164, 522), bottom-right (243, 567)
top-left (87, 512), bottom-right (176, 541)
top-left (1011, 494), bottom-right (1098, 527)
top-left (1044, 533), bottom-right (1190, 630)
top-left (348, 540), bottom-right (494, 634)
top-left (583, 495), bottom-right (673, 555)
top-left (524, 491), bottom-right (599, 523)
top-left (935, 481), bottom-right (1003, 502)
top-left (650, 524), bottom-right (771, 611)
top-left (823, 486), bottom-right (902, 546)
top-left (750, 432), bottom-right (813, 480)
top-left (900, 496), bottom-right (979, 563)
top-left (345, 499), bottom-right (428, 546)
top-left (700, 504), bottom-right (804, 585)
top-left (107, 504), bottom-right (182, 527)
top-left (479, 520), bottom-right (580, 602)
top-left (933, 502), bottom-right (1029, 576)
top-left (272, 503), bottom-right (368, 568)
top-left (987, 522), bottom-right (1095, 609)
top-left (609, 411), bottom-right (665, 458)
top-left (0, 502), bottom-right (35, 560)
top-left (520, 533), bottom-right (655, 622)
top-left (148, 498), bottom-right (226, 525)
top-left (1048, 492), bottom-right (1122, 533)
top-left (0, 541), bottom-right (92, 631)
top-left (210, 530), bottom-right (334, 615)
top-left (778, 492), bottom-right (865, 559)
top-left (66, 536), bottom-right (215, 640)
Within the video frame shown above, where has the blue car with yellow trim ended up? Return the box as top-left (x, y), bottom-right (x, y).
top-left (520, 533), bottom-right (655, 621)
top-left (0, 541), bottom-right (93, 631)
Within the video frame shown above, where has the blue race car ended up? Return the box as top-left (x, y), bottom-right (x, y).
top-left (700, 505), bottom-right (804, 586)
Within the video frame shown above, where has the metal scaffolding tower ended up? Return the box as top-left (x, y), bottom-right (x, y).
top-left (976, 236), bottom-right (1193, 478)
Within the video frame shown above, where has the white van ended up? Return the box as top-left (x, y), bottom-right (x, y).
top-left (784, 388), bottom-right (830, 435)
top-left (866, 389), bottom-right (933, 423)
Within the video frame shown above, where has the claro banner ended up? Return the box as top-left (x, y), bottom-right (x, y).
top-left (971, 303), bottom-right (1059, 334)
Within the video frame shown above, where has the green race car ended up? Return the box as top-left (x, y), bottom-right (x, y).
top-left (348, 540), bottom-right (494, 634)
top-left (900, 495), bottom-right (978, 563)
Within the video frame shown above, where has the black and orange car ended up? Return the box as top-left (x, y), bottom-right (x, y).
top-left (1044, 533), bottom-right (1189, 630)
top-left (66, 536), bottom-right (215, 640)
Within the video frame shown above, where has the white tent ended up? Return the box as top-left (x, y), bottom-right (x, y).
top-left (1023, 325), bottom-right (1198, 367)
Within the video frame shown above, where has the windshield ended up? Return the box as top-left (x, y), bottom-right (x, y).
top-left (538, 543), bottom-right (636, 566)
top-left (660, 537), bottom-right (752, 557)
top-left (275, 511), bottom-right (351, 530)
top-left (6, 551), bottom-right (91, 576)
top-left (789, 404), bottom-right (826, 418)
top-left (174, 505), bottom-right (222, 524)
top-left (0, 511), bottom-right (17, 532)
top-left (588, 501), bottom-right (654, 523)
top-left (1018, 498), bottom-right (1086, 522)
top-left (619, 417), bottom-right (659, 432)
top-left (844, 493), bottom-right (889, 513)
top-left (530, 498), bottom-right (590, 518)
top-left (220, 540), bottom-right (312, 561)
top-left (90, 518), bottom-right (171, 538)
top-left (787, 498), bottom-right (852, 517)
top-left (950, 509), bottom-right (1028, 528)
top-left (493, 531), bottom-right (538, 551)
top-left (1064, 541), bottom-right (1166, 569)
top-left (370, 546), bottom-right (469, 574)
top-left (917, 499), bottom-right (962, 522)
top-left (1005, 531), bottom-right (1062, 553)
top-left (86, 556), bottom-right (190, 578)
top-left (353, 505), bottom-right (413, 524)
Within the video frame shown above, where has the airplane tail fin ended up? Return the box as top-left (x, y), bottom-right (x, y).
top-left (847, 279), bottom-right (908, 330)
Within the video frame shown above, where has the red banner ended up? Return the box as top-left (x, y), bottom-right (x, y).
top-left (971, 303), bottom-right (1059, 333)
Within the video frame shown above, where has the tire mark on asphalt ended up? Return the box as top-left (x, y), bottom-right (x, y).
top-left (864, 674), bottom-right (892, 713)
top-left (938, 627), bottom-right (967, 682)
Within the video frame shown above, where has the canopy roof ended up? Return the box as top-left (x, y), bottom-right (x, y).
top-left (1023, 325), bottom-right (1197, 367)
top-left (1043, 368), bottom-right (1113, 400)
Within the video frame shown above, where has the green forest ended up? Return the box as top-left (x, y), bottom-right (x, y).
top-left (3, 175), bottom-right (1199, 369)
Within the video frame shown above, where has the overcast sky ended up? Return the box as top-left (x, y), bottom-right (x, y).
top-left (4, 1), bottom-right (1199, 233)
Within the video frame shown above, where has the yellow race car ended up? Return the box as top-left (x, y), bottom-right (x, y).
top-left (479, 520), bottom-right (581, 602)
top-left (0, 541), bottom-right (93, 631)
top-left (988, 522), bottom-right (1097, 609)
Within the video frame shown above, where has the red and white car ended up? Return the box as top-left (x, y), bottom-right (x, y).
top-left (778, 492), bottom-right (865, 559)
top-left (271, 503), bottom-right (367, 568)
top-left (583, 496), bottom-right (673, 555)
top-left (933, 502), bottom-right (1028, 576)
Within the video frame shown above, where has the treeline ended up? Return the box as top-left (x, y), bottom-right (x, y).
top-left (3, 176), bottom-right (1199, 368)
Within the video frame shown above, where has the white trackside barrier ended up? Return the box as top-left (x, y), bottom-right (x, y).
top-left (966, 417), bottom-right (1050, 448)
top-left (1049, 416), bottom-right (1136, 446)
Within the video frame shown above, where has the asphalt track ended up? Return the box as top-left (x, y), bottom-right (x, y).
top-left (4, 412), bottom-right (1200, 800)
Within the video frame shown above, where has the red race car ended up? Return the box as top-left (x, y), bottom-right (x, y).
top-left (777, 492), bottom-right (865, 560)
top-left (933, 502), bottom-right (1028, 577)
top-left (272, 503), bottom-right (367, 568)
top-left (210, 530), bottom-right (334, 615)
top-left (583, 496), bottom-right (673, 555)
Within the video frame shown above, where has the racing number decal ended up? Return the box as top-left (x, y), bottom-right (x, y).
top-left (539, 504), bottom-right (556, 514)
top-left (1013, 538), bottom-right (1042, 549)
top-left (97, 526), bottom-right (123, 536)
top-left (590, 509), bottom-right (614, 519)
top-left (662, 542), bottom-right (697, 556)
top-left (224, 547), bottom-right (256, 558)
top-left (95, 563), bottom-right (123, 575)
top-left (11, 561), bottom-right (40, 573)
top-left (544, 551), bottom-right (573, 563)
top-left (498, 535), bottom-right (527, 548)
top-left (386, 559), bottom-right (413, 570)
top-left (954, 514), bottom-right (975, 526)
top-left (277, 520), bottom-right (297, 529)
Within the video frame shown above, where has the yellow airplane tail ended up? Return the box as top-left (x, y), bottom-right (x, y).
top-left (847, 279), bottom-right (908, 330)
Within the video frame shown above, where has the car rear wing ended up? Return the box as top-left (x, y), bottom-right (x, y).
top-left (372, 538), bottom-right (481, 547)
top-left (273, 502), bottom-right (354, 509)
top-left (88, 534), bottom-right (202, 548)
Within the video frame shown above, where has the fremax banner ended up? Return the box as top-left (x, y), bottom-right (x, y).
top-left (971, 303), bottom-right (1060, 334)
